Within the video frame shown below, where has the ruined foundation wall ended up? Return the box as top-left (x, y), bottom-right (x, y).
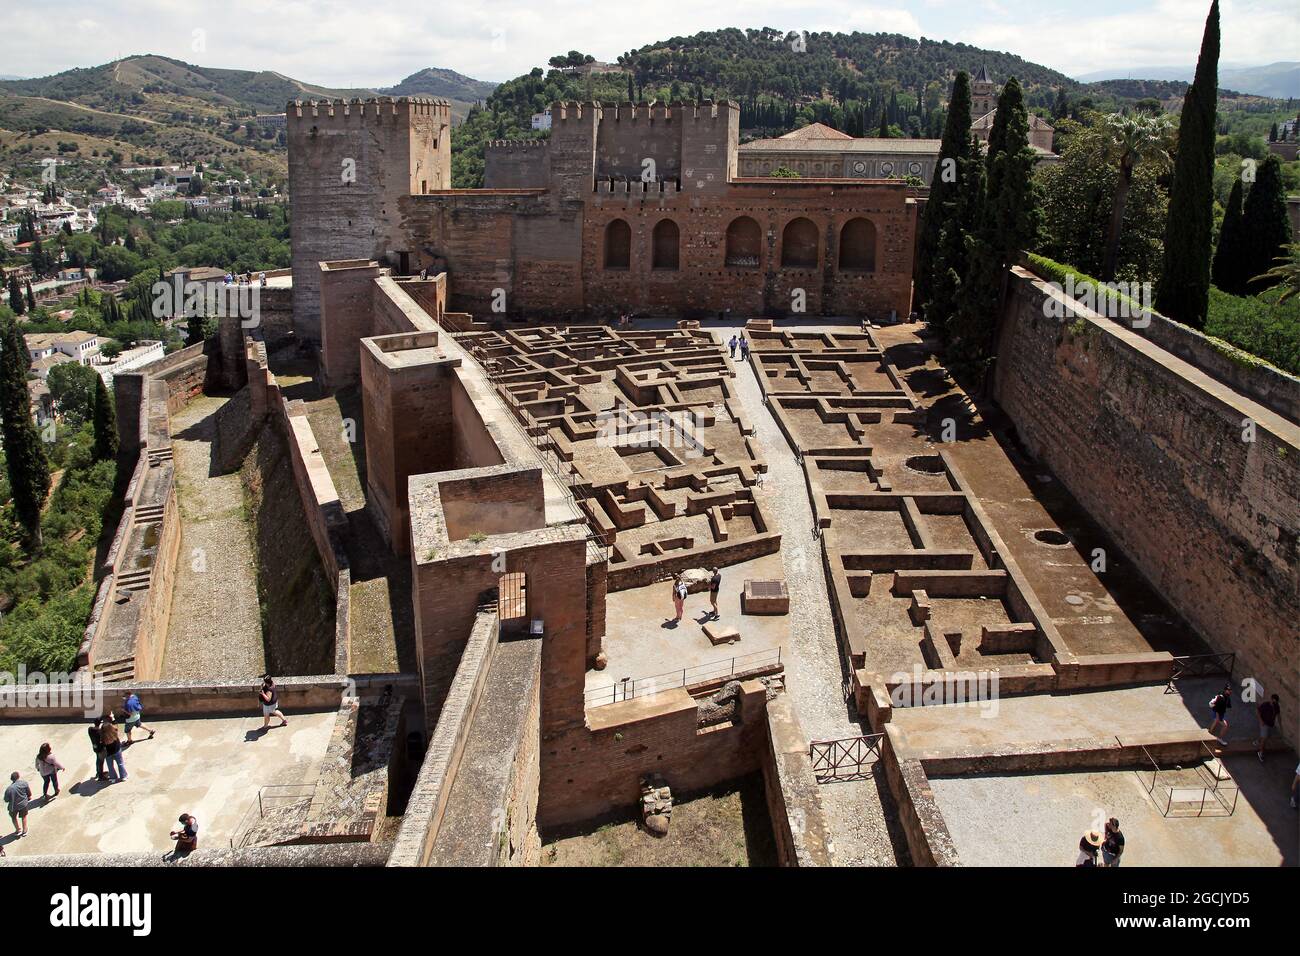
top-left (993, 269), bottom-right (1300, 741)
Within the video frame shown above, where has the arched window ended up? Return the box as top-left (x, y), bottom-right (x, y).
top-left (724, 216), bottom-right (762, 269)
top-left (652, 219), bottom-right (680, 270)
top-left (839, 218), bottom-right (877, 272)
top-left (781, 217), bottom-right (818, 269)
top-left (604, 219), bottom-right (631, 270)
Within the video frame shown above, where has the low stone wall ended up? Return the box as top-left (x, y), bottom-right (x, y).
top-left (880, 726), bottom-right (960, 867)
top-left (0, 675), bottom-right (349, 721)
top-left (0, 843), bottom-right (389, 868)
top-left (916, 729), bottom-right (1217, 775)
top-left (762, 691), bottom-right (832, 866)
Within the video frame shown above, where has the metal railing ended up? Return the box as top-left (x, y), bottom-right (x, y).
top-left (228, 783), bottom-right (317, 848)
top-left (809, 734), bottom-right (884, 782)
top-left (1137, 743), bottom-right (1239, 817)
top-left (584, 647), bottom-right (782, 707)
top-left (1166, 652), bottom-right (1235, 693)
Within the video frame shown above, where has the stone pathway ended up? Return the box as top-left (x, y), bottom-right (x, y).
top-left (716, 321), bottom-right (907, 866)
top-left (161, 394), bottom-right (265, 679)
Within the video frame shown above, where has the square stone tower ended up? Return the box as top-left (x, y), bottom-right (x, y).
top-left (287, 97), bottom-right (450, 343)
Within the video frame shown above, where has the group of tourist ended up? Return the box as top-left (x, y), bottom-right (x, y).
top-left (223, 271), bottom-right (268, 287)
top-left (1075, 818), bottom-right (1126, 867)
top-left (727, 334), bottom-right (750, 360)
top-left (667, 567), bottom-right (723, 626)
top-left (4, 677), bottom-right (289, 851)
top-left (1206, 683), bottom-right (1285, 764)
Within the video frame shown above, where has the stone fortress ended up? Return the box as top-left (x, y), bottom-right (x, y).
top-left (0, 93), bottom-right (1296, 869)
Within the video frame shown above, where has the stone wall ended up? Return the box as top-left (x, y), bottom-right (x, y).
top-left (762, 691), bottom-right (833, 866)
top-left (993, 268), bottom-right (1300, 741)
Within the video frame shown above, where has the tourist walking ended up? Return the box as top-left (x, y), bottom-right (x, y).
top-left (122, 692), bottom-right (156, 744)
top-left (88, 717), bottom-right (107, 780)
top-left (1075, 830), bottom-right (1101, 866)
top-left (4, 772), bottom-right (32, 837)
top-left (708, 566), bottom-right (722, 619)
top-left (1255, 694), bottom-right (1280, 762)
top-left (34, 743), bottom-right (64, 798)
top-left (1208, 684), bottom-right (1232, 738)
top-left (100, 712), bottom-right (127, 781)
top-left (670, 574), bottom-right (688, 624)
top-left (170, 813), bottom-right (199, 854)
top-left (728, 334), bottom-right (738, 358)
top-left (1101, 818), bottom-right (1125, 867)
top-left (259, 677), bottom-right (288, 729)
top-left (739, 337), bottom-right (750, 360)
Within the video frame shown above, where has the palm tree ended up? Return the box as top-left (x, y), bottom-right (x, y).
top-left (1256, 244), bottom-right (1300, 303)
top-left (1100, 113), bottom-right (1174, 281)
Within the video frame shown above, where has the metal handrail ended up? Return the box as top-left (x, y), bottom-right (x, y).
top-left (584, 647), bottom-right (782, 707)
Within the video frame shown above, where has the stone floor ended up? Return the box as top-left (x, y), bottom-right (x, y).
top-left (930, 758), bottom-right (1298, 866)
top-left (0, 711), bottom-right (337, 857)
top-left (161, 393), bottom-right (265, 679)
top-left (590, 552), bottom-right (788, 697)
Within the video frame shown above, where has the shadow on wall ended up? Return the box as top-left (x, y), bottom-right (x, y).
top-left (241, 419), bottom-right (337, 675)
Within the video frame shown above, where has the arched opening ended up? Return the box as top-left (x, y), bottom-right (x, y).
top-left (724, 216), bottom-right (762, 269)
top-left (781, 217), bottom-right (819, 269)
top-left (839, 218), bottom-right (877, 272)
top-left (604, 219), bottom-right (631, 270)
top-left (652, 219), bottom-right (680, 270)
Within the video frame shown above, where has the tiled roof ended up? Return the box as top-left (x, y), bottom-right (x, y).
top-left (778, 122), bottom-right (854, 141)
top-left (740, 136), bottom-right (942, 154)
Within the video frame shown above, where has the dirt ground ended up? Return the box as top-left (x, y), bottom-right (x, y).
top-left (541, 773), bottom-right (778, 867)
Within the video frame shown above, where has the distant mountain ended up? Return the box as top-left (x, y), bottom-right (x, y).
top-left (382, 68), bottom-right (496, 103)
top-left (0, 75), bottom-right (24, 81)
top-left (1077, 62), bottom-right (1300, 99)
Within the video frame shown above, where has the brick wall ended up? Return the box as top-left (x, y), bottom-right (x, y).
top-left (993, 269), bottom-right (1300, 741)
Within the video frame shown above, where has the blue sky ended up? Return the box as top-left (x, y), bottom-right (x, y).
top-left (1, 0), bottom-right (1297, 86)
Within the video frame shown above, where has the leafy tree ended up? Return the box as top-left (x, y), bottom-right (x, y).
top-left (915, 71), bottom-right (975, 310)
top-left (92, 375), bottom-right (118, 462)
top-left (0, 312), bottom-right (51, 548)
top-left (1211, 177), bottom-right (1247, 294)
top-left (1241, 154), bottom-right (1293, 290)
top-left (1098, 113), bottom-right (1173, 280)
top-left (46, 362), bottom-right (99, 426)
top-left (1155, 1), bottom-right (1220, 329)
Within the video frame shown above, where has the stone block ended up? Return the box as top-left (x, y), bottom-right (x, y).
top-left (743, 578), bottom-right (789, 614)
top-left (703, 622), bottom-right (740, 645)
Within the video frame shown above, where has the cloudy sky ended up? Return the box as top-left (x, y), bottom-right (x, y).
top-left (1, 0), bottom-right (1297, 86)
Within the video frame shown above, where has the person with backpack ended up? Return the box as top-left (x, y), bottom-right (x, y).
top-left (1255, 694), bottom-right (1280, 762)
top-left (100, 712), bottom-right (127, 781)
top-left (1209, 684), bottom-right (1232, 738)
top-left (259, 676), bottom-right (288, 730)
top-left (669, 574), bottom-right (688, 625)
top-left (121, 692), bottom-right (156, 744)
top-left (34, 743), bottom-right (64, 798)
top-left (4, 772), bottom-right (32, 837)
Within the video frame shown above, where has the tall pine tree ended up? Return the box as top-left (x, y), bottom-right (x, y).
top-left (0, 312), bottom-right (51, 548)
top-left (1240, 154), bottom-right (1293, 291)
top-left (1211, 177), bottom-right (1246, 294)
top-left (948, 77), bottom-right (1041, 377)
top-left (92, 374), bottom-right (119, 462)
top-left (915, 72), bottom-right (975, 310)
top-left (1155, 1), bottom-right (1219, 328)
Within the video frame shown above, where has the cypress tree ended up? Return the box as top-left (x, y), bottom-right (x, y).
top-left (1211, 176), bottom-right (1246, 294)
top-left (7, 276), bottom-right (24, 315)
top-left (948, 77), bottom-right (1041, 375)
top-left (924, 137), bottom-right (986, 336)
top-left (878, 110), bottom-right (890, 138)
top-left (92, 374), bottom-right (118, 462)
top-left (1240, 154), bottom-right (1293, 290)
top-left (1155, 1), bottom-right (1220, 329)
top-left (0, 312), bottom-right (51, 548)
top-left (25, 281), bottom-right (36, 312)
top-left (915, 72), bottom-right (975, 310)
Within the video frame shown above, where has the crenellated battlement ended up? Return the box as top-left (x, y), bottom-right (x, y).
top-left (486, 139), bottom-right (550, 150)
top-left (595, 177), bottom-right (680, 196)
top-left (287, 97), bottom-right (452, 123)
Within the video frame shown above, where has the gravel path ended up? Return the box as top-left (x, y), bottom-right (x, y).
top-left (718, 322), bottom-right (905, 866)
top-left (161, 394), bottom-right (266, 679)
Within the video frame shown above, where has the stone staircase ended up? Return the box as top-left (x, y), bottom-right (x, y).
top-left (92, 656), bottom-right (135, 683)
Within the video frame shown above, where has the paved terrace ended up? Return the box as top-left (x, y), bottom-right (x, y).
top-left (0, 711), bottom-right (337, 857)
